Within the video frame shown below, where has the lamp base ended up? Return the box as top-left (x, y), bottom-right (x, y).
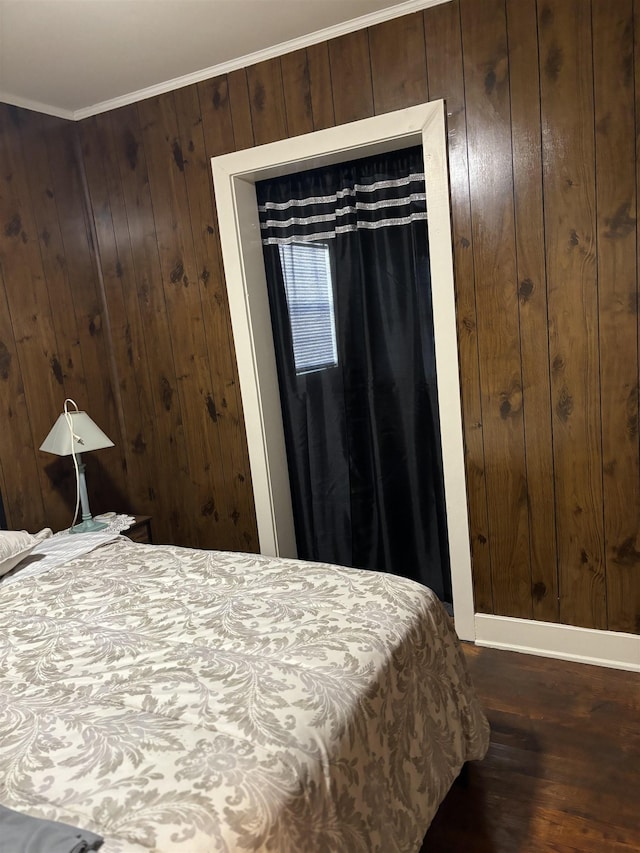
top-left (70, 518), bottom-right (108, 534)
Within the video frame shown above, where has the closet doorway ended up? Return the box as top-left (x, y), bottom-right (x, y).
top-left (256, 146), bottom-right (451, 602)
top-left (211, 101), bottom-right (475, 639)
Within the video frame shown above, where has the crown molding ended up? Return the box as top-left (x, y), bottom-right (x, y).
top-left (0, 91), bottom-right (74, 121)
top-left (71, 0), bottom-right (449, 121)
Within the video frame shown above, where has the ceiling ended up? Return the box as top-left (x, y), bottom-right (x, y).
top-left (0, 0), bottom-right (443, 121)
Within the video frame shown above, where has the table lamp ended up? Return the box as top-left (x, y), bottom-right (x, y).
top-left (40, 399), bottom-right (114, 533)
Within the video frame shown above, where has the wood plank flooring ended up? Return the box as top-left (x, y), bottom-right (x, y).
top-left (422, 644), bottom-right (640, 852)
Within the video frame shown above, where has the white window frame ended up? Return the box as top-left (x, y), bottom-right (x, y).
top-left (211, 101), bottom-right (475, 640)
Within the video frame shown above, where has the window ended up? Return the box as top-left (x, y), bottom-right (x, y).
top-left (278, 242), bottom-right (338, 375)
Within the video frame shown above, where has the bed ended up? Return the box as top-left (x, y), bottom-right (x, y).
top-left (0, 530), bottom-right (489, 852)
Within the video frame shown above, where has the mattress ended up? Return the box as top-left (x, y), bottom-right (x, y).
top-left (0, 537), bottom-right (489, 852)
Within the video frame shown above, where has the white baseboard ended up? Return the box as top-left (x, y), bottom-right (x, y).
top-left (474, 614), bottom-right (640, 672)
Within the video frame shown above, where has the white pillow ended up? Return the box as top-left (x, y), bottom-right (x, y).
top-left (0, 530), bottom-right (39, 577)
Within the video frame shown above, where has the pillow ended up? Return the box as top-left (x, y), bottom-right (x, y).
top-left (0, 530), bottom-right (39, 577)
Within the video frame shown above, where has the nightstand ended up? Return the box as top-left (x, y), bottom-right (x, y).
top-left (123, 515), bottom-right (153, 544)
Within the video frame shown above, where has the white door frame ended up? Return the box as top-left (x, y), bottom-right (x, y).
top-left (211, 101), bottom-right (475, 640)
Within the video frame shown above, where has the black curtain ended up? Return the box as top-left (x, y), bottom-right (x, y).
top-left (257, 146), bottom-right (451, 602)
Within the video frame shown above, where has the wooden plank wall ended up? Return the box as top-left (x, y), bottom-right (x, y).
top-left (1, 0), bottom-right (639, 633)
top-left (0, 106), bottom-right (129, 532)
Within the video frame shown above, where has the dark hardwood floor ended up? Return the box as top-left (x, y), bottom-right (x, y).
top-left (421, 644), bottom-right (640, 852)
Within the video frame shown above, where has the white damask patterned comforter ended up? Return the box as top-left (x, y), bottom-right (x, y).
top-left (0, 538), bottom-right (489, 852)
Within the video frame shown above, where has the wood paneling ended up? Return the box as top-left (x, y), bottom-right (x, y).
top-left (328, 30), bottom-right (374, 125)
top-left (0, 105), bottom-right (126, 532)
top-left (78, 96), bottom-right (258, 551)
top-left (226, 69), bottom-right (254, 151)
top-left (539, 0), bottom-right (605, 629)
top-left (77, 112), bottom-right (162, 530)
top-left (370, 12), bottom-right (428, 114)
top-left (173, 84), bottom-right (257, 550)
top-left (461, 0), bottom-right (531, 618)
top-left (196, 76), bottom-right (236, 157)
top-left (425, 0), bottom-right (493, 614)
top-left (2, 2), bottom-right (640, 633)
top-left (506, 0), bottom-right (559, 622)
top-left (593, 0), bottom-right (640, 634)
top-left (307, 42), bottom-right (335, 131)
top-left (246, 58), bottom-right (287, 145)
top-left (280, 50), bottom-right (314, 138)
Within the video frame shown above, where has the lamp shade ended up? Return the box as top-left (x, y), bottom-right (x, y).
top-left (40, 410), bottom-right (114, 456)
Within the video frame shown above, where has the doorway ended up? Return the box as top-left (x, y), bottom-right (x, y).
top-left (211, 101), bottom-right (475, 639)
top-left (256, 146), bottom-right (451, 601)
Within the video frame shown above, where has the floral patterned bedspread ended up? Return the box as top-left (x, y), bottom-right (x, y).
top-left (0, 538), bottom-right (489, 852)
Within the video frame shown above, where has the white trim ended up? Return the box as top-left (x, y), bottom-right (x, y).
top-left (475, 614), bottom-right (640, 672)
top-left (5, 0), bottom-right (450, 121)
top-left (0, 91), bottom-right (74, 121)
top-left (212, 101), bottom-right (476, 642)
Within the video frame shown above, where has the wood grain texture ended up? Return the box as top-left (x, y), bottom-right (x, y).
top-left (328, 30), bottom-right (374, 125)
top-left (2, 3), bottom-right (640, 633)
top-left (280, 49), bottom-right (314, 138)
top-left (226, 69), bottom-right (254, 151)
top-left (0, 106), bottom-right (71, 526)
top-left (307, 42), bottom-right (335, 131)
top-left (196, 76), bottom-right (235, 157)
top-left (103, 102), bottom-right (197, 546)
top-left (506, 0), bottom-right (559, 623)
top-left (173, 84), bottom-right (258, 551)
top-left (539, 0), bottom-right (606, 630)
top-left (593, 0), bottom-right (640, 634)
top-left (0, 105), bottom-right (125, 531)
top-left (369, 12), bottom-right (428, 115)
top-left (46, 118), bottom-right (129, 514)
top-left (460, 0), bottom-right (531, 618)
top-left (0, 264), bottom-right (45, 530)
top-left (246, 58), bottom-right (287, 146)
top-left (79, 112), bottom-right (170, 532)
top-left (137, 93), bottom-right (226, 548)
top-left (633, 0), bottom-right (640, 635)
top-left (424, 0), bottom-right (493, 614)
top-left (423, 645), bottom-right (640, 851)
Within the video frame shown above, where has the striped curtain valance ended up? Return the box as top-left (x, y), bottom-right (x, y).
top-left (258, 170), bottom-right (427, 246)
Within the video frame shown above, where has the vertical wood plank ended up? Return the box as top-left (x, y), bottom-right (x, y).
top-left (593, 0), bottom-right (639, 633)
top-left (44, 119), bottom-right (129, 515)
top-left (16, 111), bottom-right (87, 407)
top-left (196, 76), bottom-right (236, 156)
top-left (0, 106), bottom-right (72, 528)
top-left (0, 264), bottom-right (45, 529)
top-left (634, 0), bottom-right (640, 635)
top-left (425, 0), bottom-right (493, 614)
top-left (328, 30), bottom-right (374, 125)
top-left (227, 69), bottom-right (255, 150)
top-left (460, 0), bottom-right (532, 618)
top-left (109, 103), bottom-right (192, 545)
top-left (369, 13), bottom-right (428, 114)
top-left (162, 85), bottom-right (234, 548)
top-left (307, 42), bottom-right (335, 131)
top-left (539, 0), bottom-right (606, 629)
top-left (246, 58), bottom-right (288, 146)
top-left (198, 79), bottom-right (260, 549)
top-left (137, 93), bottom-right (221, 549)
top-left (280, 49), bottom-right (314, 137)
top-left (506, 0), bottom-right (559, 622)
top-left (35, 111), bottom-right (127, 520)
top-left (78, 112), bottom-right (162, 526)
top-left (174, 83), bottom-right (258, 550)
